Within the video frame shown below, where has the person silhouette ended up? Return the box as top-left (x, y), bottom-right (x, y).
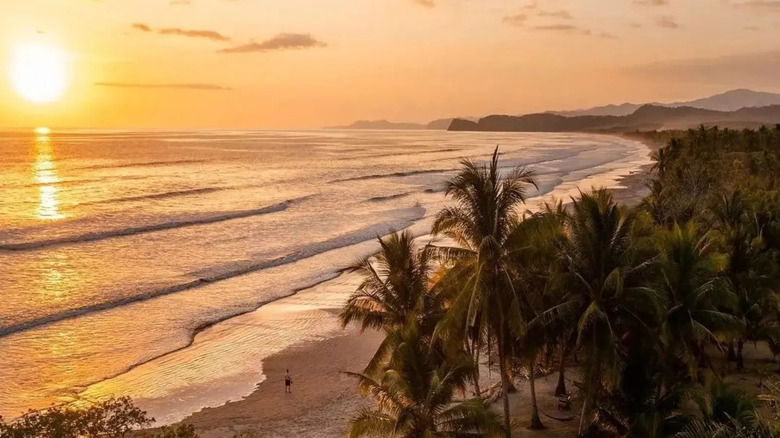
top-left (284, 369), bottom-right (292, 393)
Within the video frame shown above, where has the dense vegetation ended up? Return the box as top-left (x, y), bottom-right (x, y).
top-left (0, 398), bottom-right (199, 438)
top-left (342, 126), bottom-right (780, 437)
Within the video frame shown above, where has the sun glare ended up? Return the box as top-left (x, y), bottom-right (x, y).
top-left (9, 44), bottom-right (69, 104)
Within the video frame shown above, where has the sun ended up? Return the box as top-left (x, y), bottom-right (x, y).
top-left (9, 43), bottom-right (69, 104)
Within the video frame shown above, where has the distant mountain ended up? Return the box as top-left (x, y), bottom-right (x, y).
top-left (449, 104), bottom-right (780, 133)
top-left (668, 89), bottom-right (780, 112)
top-left (326, 117), bottom-right (479, 130)
top-left (551, 89), bottom-right (780, 117)
top-left (326, 120), bottom-right (426, 130)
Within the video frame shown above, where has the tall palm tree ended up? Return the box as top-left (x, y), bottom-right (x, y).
top-left (653, 222), bottom-right (742, 379)
top-left (340, 230), bottom-right (445, 375)
top-left (430, 147), bottom-right (537, 436)
top-left (347, 322), bottom-right (505, 438)
top-left (531, 189), bottom-right (659, 436)
top-left (504, 202), bottom-right (568, 430)
top-left (340, 230), bottom-right (440, 332)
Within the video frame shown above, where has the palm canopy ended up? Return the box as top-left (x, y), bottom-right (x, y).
top-left (340, 230), bottom-right (441, 333)
top-left (529, 189), bottom-right (660, 434)
top-left (347, 322), bottom-right (505, 438)
top-left (430, 147), bottom-right (537, 347)
top-left (653, 222), bottom-right (741, 377)
top-left (429, 147), bottom-right (537, 435)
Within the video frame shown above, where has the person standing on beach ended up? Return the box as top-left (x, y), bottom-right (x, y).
top-left (284, 369), bottom-right (292, 393)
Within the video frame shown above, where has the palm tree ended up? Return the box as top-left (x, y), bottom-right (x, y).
top-left (347, 322), bottom-right (505, 438)
top-left (708, 191), bottom-right (777, 370)
top-left (430, 147), bottom-right (537, 436)
top-left (340, 230), bottom-right (445, 375)
top-left (504, 202), bottom-right (569, 430)
top-left (340, 230), bottom-right (440, 332)
top-left (531, 189), bottom-right (660, 436)
top-left (653, 222), bottom-right (742, 379)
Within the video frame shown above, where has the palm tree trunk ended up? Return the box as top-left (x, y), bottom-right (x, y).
top-left (555, 340), bottom-right (568, 397)
top-left (578, 343), bottom-right (602, 436)
top-left (473, 340), bottom-right (482, 397)
top-left (737, 339), bottom-right (745, 371)
top-left (529, 360), bottom-right (544, 429)
top-left (498, 342), bottom-right (512, 438)
top-left (727, 341), bottom-right (737, 361)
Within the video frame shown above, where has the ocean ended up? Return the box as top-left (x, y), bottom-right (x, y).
top-left (0, 129), bottom-right (651, 422)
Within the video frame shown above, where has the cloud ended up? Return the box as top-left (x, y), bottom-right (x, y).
top-left (534, 24), bottom-right (579, 31)
top-left (522, 2), bottom-right (538, 9)
top-left (502, 14), bottom-right (528, 26)
top-left (131, 23), bottom-right (231, 41)
top-left (412, 0), bottom-right (435, 6)
top-left (655, 16), bottom-right (680, 28)
top-left (95, 82), bottom-right (232, 90)
top-left (537, 10), bottom-right (573, 19)
top-left (158, 28), bottom-right (230, 41)
top-left (633, 0), bottom-right (669, 5)
top-left (731, 1), bottom-right (780, 10)
top-left (531, 24), bottom-right (618, 39)
top-left (219, 33), bottom-right (326, 53)
top-left (131, 23), bottom-right (152, 32)
top-left (170, 0), bottom-right (192, 4)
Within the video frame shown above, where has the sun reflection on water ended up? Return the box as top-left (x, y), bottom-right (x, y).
top-left (33, 132), bottom-right (64, 220)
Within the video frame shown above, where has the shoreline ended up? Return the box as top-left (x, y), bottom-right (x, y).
top-left (0, 133), bottom-right (655, 429)
top-left (184, 325), bottom-right (384, 438)
top-left (173, 138), bottom-right (658, 437)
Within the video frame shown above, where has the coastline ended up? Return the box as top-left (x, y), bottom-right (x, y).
top-left (173, 138), bottom-right (658, 438)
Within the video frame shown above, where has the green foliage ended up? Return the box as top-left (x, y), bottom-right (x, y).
top-left (344, 128), bottom-right (780, 437)
top-left (346, 322), bottom-right (505, 438)
top-left (0, 397), bottom-right (151, 438)
top-left (146, 423), bottom-right (200, 438)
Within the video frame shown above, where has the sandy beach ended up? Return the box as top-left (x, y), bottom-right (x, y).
top-left (186, 325), bottom-right (384, 438)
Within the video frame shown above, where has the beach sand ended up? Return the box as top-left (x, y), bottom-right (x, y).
top-left (185, 325), bottom-right (384, 438)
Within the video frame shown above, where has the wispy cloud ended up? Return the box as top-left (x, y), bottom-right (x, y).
top-left (731, 1), bottom-right (780, 10)
top-left (131, 23), bottom-right (231, 41)
top-left (170, 0), bottom-right (193, 5)
top-left (532, 24), bottom-right (618, 39)
top-left (158, 28), bottom-right (230, 41)
top-left (131, 23), bottom-right (152, 32)
top-left (537, 10), bottom-right (573, 19)
top-left (95, 82), bottom-right (232, 90)
top-left (655, 16), bottom-right (680, 28)
top-left (502, 14), bottom-right (528, 26)
top-left (412, 0), bottom-right (435, 7)
top-left (219, 33), bottom-right (326, 54)
top-left (534, 24), bottom-right (579, 32)
top-left (633, 0), bottom-right (669, 6)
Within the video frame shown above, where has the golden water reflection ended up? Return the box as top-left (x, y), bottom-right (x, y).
top-left (34, 132), bottom-right (64, 220)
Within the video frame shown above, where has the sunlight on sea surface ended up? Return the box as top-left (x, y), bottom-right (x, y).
top-left (33, 133), bottom-right (64, 220)
top-left (0, 130), bottom-right (652, 422)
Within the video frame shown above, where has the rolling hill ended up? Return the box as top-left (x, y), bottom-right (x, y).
top-left (448, 104), bottom-right (780, 132)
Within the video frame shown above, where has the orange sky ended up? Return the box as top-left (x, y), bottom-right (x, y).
top-left (1, 0), bottom-right (778, 129)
